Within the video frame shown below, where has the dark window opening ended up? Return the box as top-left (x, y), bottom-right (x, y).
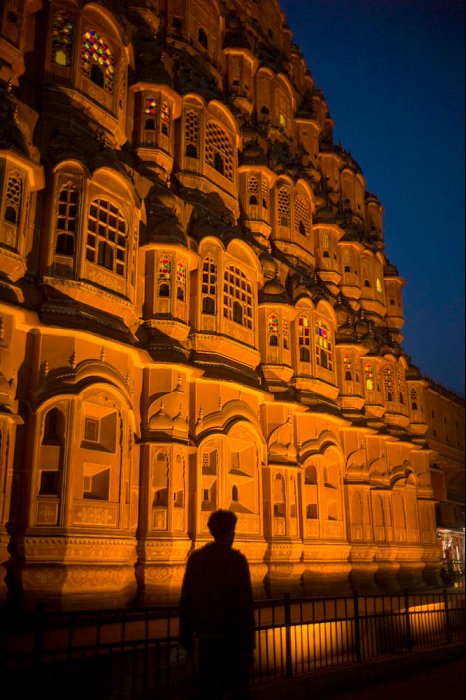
top-left (144, 118), bottom-right (156, 131)
top-left (260, 106), bottom-right (270, 116)
top-left (233, 300), bottom-right (243, 324)
top-left (320, 349), bottom-right (328, 369)
top-left (56, 233), bottom-right (74, 256)
top-left (344, 265), bottom-right (351, 272)
top-left (300, 347), bottom-right (310, 362)
top-left (249, 195), bottom-right (258, 206)
top-left (364, 280), bottom-right (371, 287)
top-left (90, 63), bottom-right (104, 88)
top-left (344, 370), bottom-right (352, 381)
top-left (299, 221), bottom-right (306, 236)
top-left (202, 297), bottom-right (215, 314)
top-left (412, 402), bottom-right (418, 411)
top-left (172, 17), bottom-right (183, 29)
top-left (387, 392), bottom-right (393, 402)
top-left (232, 485), bottom-right (239, 502)
top-left (213, 152), bottom-right (224, 175)
top-left (186, 144), bottom-right (198, 158)
top-left (198, 28), bottom-right (208, 49)
top-left (4, 206), bottom-right (17, 223)
top-left (177, 286), bottom-right (184, 301)
top-left (323, 251), bottom-right (330, 258)
top-left (159, 283), bottom-right (170, 297)
top-left (269, 334), bottom-right (278, 347)
top-left (98, 241), bottom-right (113, 270)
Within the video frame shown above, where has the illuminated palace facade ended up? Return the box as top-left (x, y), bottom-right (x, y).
top-left (0, 0), bottom-right (464, 608)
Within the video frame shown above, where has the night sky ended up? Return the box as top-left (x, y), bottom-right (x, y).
top-left (280, 0), bottom-right (465, 395)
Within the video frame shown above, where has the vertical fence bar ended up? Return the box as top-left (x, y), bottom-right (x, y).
top-left (284, 593), bottom-right (292, 678)
top-left (353, 592), bottom-right (362, 663)
top-left (404, 589), bottom-right (412, 652)
top-left (443, 588), bottom-right (452, 644)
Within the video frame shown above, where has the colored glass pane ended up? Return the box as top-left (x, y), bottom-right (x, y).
top-left (81, 30), bottom-right (114, 92)
top-left (159, 256), bottom-right (171, 280)
top-left (52, 12), bottom-right (74, 67)
top-left (268, 313), bottom-right (279, 334)
top-left (145, 97), bottom-right (157, 115)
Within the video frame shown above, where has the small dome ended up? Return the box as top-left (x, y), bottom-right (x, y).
top-left (262, 276), bottom-right (286, 296)
top-left (384, 262), bottom-right (399, 277)
top-left (149, 404), bottom-right (173, 431)
top-left (270, 440), bottom-right (288, 457)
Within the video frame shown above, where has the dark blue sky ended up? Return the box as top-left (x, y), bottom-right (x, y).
top-left (280, 0), bottom-right (465, 395)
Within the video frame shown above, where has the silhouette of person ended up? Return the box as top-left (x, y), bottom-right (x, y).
top-left (179, 509), bottom-right (255, 699)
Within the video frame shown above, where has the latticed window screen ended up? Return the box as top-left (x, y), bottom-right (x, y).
top-left (55, 183), bottom-right (78, 255)
top-left (248, 176), bottom-right (259, 204)
top-left (277, 187), bottom-right (290, 226)
top-left (283, 318), bottom-right (289, 348)
top-left (396, 368), bottom-right (406, 404)
top-left (343, 248), bottom-right (351, 272)
top-left (315, 320), bottom-right (333, 370)
top-left (257, 74), bottom-right (272, 115)
top-left (261, 180), bottom-right (269, 208)
top-left (201, 257), bottom-right (217, 314)
top-left (51, 11), bottom-right (74, 66)
top-left (295, 195), bottom-right (310, 237)
top-left (81, 30), bottom-right (114, 92)
top-left (383, 368), bottom-right (394, 401)
top-left (4, 171), bottom-right (22, 224)
top-left (223, 266), bottom-right (253, 329)
top-left (86, 199), bottom-right (127, 276)
top-left (185, 111), bottom-right (200, 157)
top-left (206, 122), bottom-right (234, 180)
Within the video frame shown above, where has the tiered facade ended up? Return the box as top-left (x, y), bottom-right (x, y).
top-left (0, 0), bottom-right (464, 608)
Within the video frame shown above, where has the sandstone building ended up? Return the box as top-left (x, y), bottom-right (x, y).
top-left (0, 0), bottom-right (464, 608)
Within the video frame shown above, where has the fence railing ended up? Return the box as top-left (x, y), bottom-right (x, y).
top-left (2, 589), bottom-right (464, 699)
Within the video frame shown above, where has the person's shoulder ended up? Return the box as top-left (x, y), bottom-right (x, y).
top-left (230, 546), bottom-right (249, 565)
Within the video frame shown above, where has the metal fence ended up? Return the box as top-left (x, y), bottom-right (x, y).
top-left (2, 589), bottom-right (464, 699)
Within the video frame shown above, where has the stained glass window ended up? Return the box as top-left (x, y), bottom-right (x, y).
top-left (268, 313), bottom-right (279, 346)
top-left (315, 320), bottom-right (333, 370)
top-left (176, 260), bottom-right (186, 301)
top-left (157, 255), bottom-right (171, 296)
top-left (161, 101), bottom-right (171, 136)
top-left (145, 96), bottom-right (157, 116)
top-left (81, 30), bottom-right (114, 93)
top-left (344, 354), bottom-right (352, 381)
top-left (365, 365), bottom-right (375, 391)
top-left (51, 12), bottom-right (74, 67)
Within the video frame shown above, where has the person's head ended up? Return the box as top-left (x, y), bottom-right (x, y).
top-left (207, 509), bottom-right (237, 546)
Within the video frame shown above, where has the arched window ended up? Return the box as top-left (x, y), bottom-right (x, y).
top-left (81, 30), bottom-right (114, 93)
top-left (383, 368), bottom-right (394, 402)
top-left (223, 265), bottom-right (253, 329)
top-left (268, 313), bottom-right (279, 345)
top-left (185, 111), bottom-right (200, 159)
top-left (248, 177), bottom-right (259, 207)
top-left (365, 364), bottom-right (375, 391)
top-left (305, 465), bottom-right (317, 485)
top-left (206, 122), bottom-right (234, 180)
top-left (176, 260), bottom-right (186, 301)
top-left (262, 180), bottom-right (269, 209)
top-left (298, 315), bottom-right (311, 363)
top-left (344, 355), bottom-right (352, 381)
top-left (315, 320), bottom-right (333, 371)
top-left (283, 319), bottom-right (289, 349)
top-left (158, 254), bottom-right (172, 296)
top-left (295, 195), bottom-right (310, 238)
top-left (161, 101), bottom-right (171, 136)
top-left (201, 256), bottom-right (217, 314)
top-left (51, 11), bottom-right (74, 66)
top-left (4, 172), bottom-right (22, 226)
top-left (55, 183), bottom-right (78, 256)
top-left (277, 186), bottom-right (290, 227)
top-left (86, 199), bottom-right (127, 275)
